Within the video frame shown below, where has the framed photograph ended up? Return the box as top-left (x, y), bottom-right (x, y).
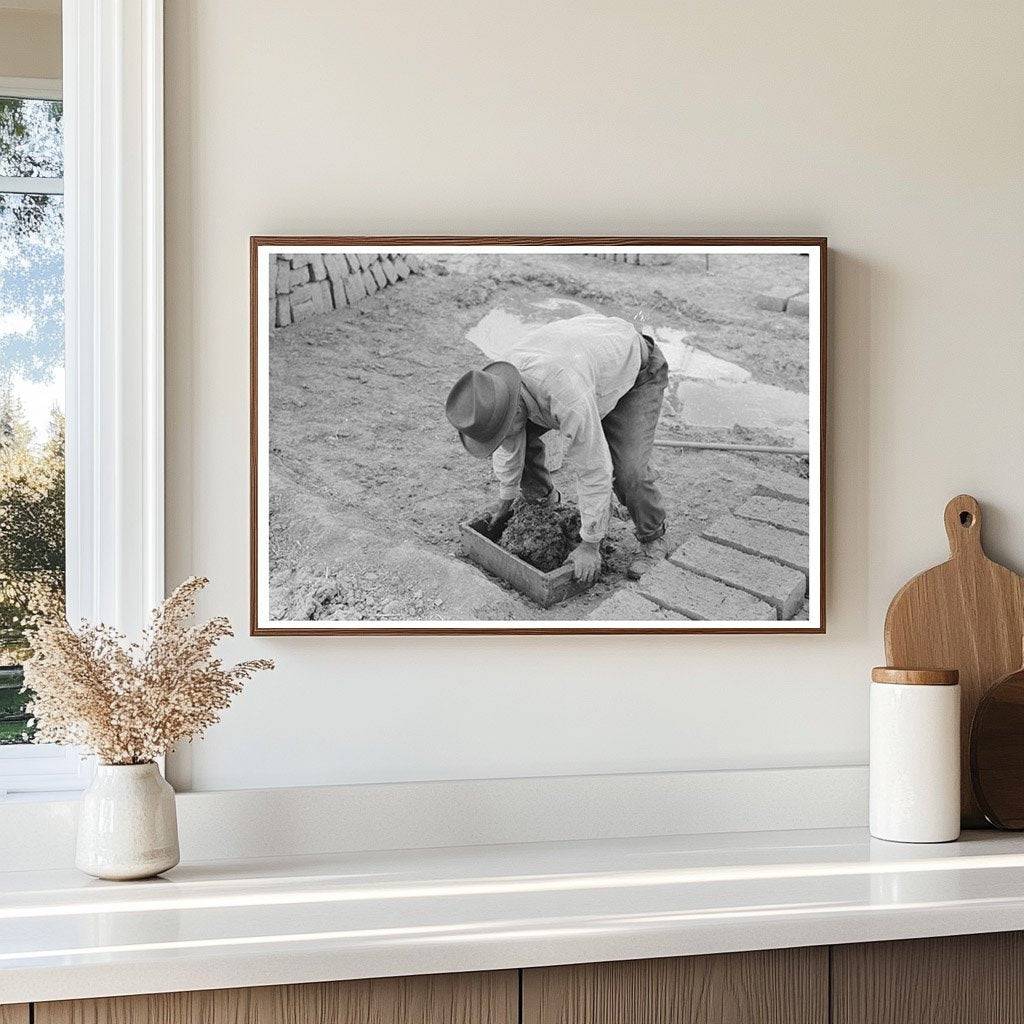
top-left (251, 237), bottom-right (826, 635)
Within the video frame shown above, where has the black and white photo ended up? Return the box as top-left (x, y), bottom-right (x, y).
top-left (251, 239), bottom-right (825, 634)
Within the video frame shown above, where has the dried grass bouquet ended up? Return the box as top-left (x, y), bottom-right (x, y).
top-left (23, 576), bottom-right (273, 765)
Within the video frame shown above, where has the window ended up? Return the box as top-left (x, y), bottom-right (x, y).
top-left (0, 5), bottom-right (166, 798)
top-left (0, 79), bottom-right (83, 797)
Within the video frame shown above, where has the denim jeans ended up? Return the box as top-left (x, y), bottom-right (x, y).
top-left (520, 339), bottom-right (669, 543)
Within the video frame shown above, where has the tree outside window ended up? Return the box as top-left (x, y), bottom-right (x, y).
top-left (0, 94), bottom-right (65, 745)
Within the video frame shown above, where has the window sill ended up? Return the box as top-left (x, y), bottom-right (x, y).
top-left (0, 744), bottom-right (93, 799)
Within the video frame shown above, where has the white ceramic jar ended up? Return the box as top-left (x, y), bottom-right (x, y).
top-left (76, 762), bottom-right (180, 880)
top-left (869, 667), bottom-right (960, 843)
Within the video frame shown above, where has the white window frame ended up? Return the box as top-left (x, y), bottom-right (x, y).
top-left (0, 0), bottom-right (164, 799)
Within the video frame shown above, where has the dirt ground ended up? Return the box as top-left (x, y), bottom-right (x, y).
top-left (267, 253), bottom-right (811, 622)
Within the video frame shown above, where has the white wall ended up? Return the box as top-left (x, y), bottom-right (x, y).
top-left (164, 1), bottom-right (1024, 792)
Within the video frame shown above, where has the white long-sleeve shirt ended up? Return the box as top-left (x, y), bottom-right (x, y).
top-left (491, 314), bottom-right (642, 542)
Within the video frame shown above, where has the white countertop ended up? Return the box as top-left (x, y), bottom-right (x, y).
top-left (4, 826), bottom-right (1024, 1004)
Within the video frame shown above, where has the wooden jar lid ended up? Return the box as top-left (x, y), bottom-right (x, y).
top-left (871, 667), bottom-right (960, 686)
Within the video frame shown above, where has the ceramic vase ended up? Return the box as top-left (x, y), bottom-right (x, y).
top-left (76, 762), bottom-right (180, 880)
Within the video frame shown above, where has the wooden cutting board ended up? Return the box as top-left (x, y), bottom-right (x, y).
top-left (884, 494), bottom-right (1024, 826)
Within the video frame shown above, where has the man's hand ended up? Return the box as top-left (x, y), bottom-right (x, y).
top-left (567, 540), bottom-right (601, 583)
top-left (485, 499), bottom-right (514, 536)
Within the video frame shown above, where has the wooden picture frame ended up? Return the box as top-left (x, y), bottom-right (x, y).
top-left (251, 237), bottom-right (827, 635)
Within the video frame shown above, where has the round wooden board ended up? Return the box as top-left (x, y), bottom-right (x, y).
top-left (970, 664), bottom-right (1024, 829)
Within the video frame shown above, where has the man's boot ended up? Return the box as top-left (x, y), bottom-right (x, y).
top-left (628, 535), bottom-right (670, 581)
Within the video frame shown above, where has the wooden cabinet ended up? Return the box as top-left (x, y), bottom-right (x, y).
top-left (21, 932), bottom-right (1024, 1024)
top-left (34, 971), bottom-right (517, 1024)
top-left (832, 932), bottom-right (1024, 1024)
top-left (522, 948), bottom-right (828, 1024)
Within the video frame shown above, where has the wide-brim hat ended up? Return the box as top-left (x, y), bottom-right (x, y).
top-left (445, 361), bottom-right (522, 458)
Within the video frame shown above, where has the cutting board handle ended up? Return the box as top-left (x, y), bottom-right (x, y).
top-left (944, 494), bottom-right (983, 559)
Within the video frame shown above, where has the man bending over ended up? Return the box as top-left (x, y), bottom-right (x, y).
top-left (445, 313), bottom-right (669, 583)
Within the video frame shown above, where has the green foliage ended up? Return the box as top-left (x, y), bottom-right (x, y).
top-left (0, 666), bottom-right (30, 744)
top-left (0, 396), bottom-right (65, 742)
top-left (0, 405), bottom-right (64, 574)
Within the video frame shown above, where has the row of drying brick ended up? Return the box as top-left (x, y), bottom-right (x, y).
top-left (755, 285), bottom-right (810, 317)
top-left (590, 253), bottom-right (678, 266)
top-left (270, 252), bottom-right (424, 328)
top-left (590, 472), bottom-right (811, 622)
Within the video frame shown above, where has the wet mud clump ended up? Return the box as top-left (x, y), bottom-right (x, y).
top-left (499, 499), bottom-right (582, 572)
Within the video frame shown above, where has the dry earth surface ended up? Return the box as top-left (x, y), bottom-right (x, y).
top-left (267, 253), bottom-right (811, 622)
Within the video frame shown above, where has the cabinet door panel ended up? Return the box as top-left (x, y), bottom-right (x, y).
top-left (832, 932), bottom-right (1024, 1024)
top-left (523, 948), bottom-right (828, 1024)
top-left (0, 1006), bottom-right (29, 1024)
top-left (36, 970), bottom-right (517, 1024)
